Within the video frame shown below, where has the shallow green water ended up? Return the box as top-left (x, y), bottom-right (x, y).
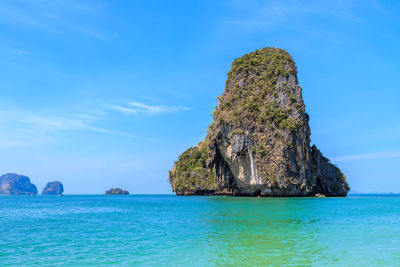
top-left (0, 195), bottom-right (399, 266)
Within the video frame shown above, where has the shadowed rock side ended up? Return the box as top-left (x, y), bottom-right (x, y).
top-left (105, 188), bottom-right (129, 195)
top-left (42, 181), bottom-right (64, 195)
top-left (169, 47), bottom-right (350, 197)
top-left (0, 173), bottom-right (38, 195)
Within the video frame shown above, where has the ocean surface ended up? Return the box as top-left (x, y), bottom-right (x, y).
top-left (0, 195), bottom-right (399, 266)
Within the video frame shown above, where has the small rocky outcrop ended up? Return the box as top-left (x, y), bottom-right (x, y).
top-left (0, 173), bottom-right (38, 195)
top-left (105, 188), bottom-right (129, 195)
top-left (42, 181), bottom-right (64, 195)
top-left (169, 47), bottom-right (350, 197)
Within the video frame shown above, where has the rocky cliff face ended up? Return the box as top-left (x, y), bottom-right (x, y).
top-left (42, 181), bottom-right (64, 195)
top-left (169, 47), bottom-right (350, 197)
top-left (0, 173), bottom-right (38, 195)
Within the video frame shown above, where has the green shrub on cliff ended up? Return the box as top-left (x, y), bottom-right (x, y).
top-left (257, 146), bottom-right (266, 156)
top-left (168, 142), bottom-right (217, 194)
top-left (228, 48), bottom-right (296, 78)
top-left (211, 47), bottom-right (302, 133)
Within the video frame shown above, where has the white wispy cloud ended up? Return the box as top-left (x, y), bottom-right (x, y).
top-left (22, 114), bottom-right (134, 137)
top-left (79, 125), bottom-right (134, 137)
top-left (331, 151), bottom-right (400, 162)
top-left (128, 101), bottom-right (190, 114)
top-left (0, 100), bottom-right (189, 143)
top-left (220, 0), bottom-right (364, 32)
top-left (129, 102), bottom-right (164, 113)
top-left (72, 112), bottom-right (104, 122)
top-left (108, 101), bottom-right (190, 115)
top-left (108, 105), bottom-right (139, 115)
top-left (0, 0), bottom-right (110, 39)
top-left (15, 49), bottom-right (30, 56)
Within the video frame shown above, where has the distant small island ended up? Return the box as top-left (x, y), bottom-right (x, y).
top-left (0, 173), bottom-right (38, 195)
top-left (105, 188), bottom-right (129, 195)
top-left (42, 181), bottom-right (64, 195)
top-left (0, 173), bottom-right (64, 196)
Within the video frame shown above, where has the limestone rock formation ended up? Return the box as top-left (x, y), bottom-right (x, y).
top-left (42, 181), bottom-right (64, 195)
top-left (169, 47), bottom-right (350, 197)
top-left (0, 173), bottom-right (38, 195)
top-left (105, 188), bottom-right (129, 195)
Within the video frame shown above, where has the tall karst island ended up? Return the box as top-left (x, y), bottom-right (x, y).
top-left (169, 47), bottom-right (350, 197)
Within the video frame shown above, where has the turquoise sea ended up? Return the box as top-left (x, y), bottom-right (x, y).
top-left (0, 195), bottom-right (399, 266)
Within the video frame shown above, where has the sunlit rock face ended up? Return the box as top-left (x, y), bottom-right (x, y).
top-left (169, 47), bottom-right (349, 197)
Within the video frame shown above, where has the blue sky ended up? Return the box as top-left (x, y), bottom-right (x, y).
top-left (0, 0), bottom-right (399, 194)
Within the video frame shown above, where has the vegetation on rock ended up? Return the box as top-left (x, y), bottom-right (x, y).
top-left (211, 48), bottom-right (303, 133)
top-left (169, 47), bottom-right (349, 197)
top-left (169, 142), bottom-right (218, 195)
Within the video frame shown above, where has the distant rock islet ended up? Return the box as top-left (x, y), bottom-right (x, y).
top-left (105, 188), bottom-right (130, 195)
top-left (0, 173), bottom-right (38, 195)
top-left (0, 173), bottom-right (65, 196)
top-left (42, 181), bottom-right (64, 195)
